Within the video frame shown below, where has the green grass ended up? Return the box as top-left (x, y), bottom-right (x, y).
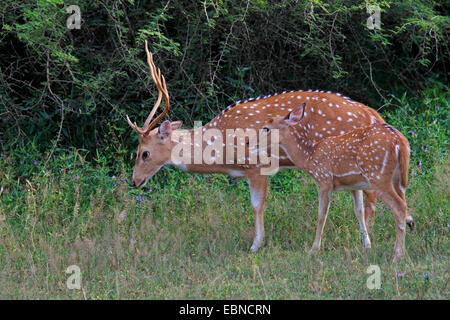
top-left (0, 152), bottom-right (448, 299)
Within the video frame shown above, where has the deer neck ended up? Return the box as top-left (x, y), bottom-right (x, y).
top-left (164, 128), bottom-right (192, 171)
top-left (165, 127), bottom-right (232, 174)
top-left (281, 127), bottom-right (317, 172)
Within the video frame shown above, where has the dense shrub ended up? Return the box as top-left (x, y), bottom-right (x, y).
top-left (0, 0), bottom-right (448, 163)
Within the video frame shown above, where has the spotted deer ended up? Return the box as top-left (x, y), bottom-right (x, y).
top-left (127, 41), bottom-right (388, 253)
top-left (262, 103), bottom-right (414, 262)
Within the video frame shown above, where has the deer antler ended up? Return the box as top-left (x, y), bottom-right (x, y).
top-left (126, 40), bottom-right (170, 135)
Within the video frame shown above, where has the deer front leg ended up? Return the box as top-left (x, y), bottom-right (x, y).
top-left (352, 190), bottom-right (372, 248)
top-left (363, 190), bottom-right (377, 232)
top-left (310, 186), bottom-right (332, 252)
top-left (247, 173), bottom-right (268, 253)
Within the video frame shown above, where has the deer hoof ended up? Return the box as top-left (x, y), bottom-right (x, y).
top-left (250, 243), bottom-right (261, 253)
top-left (406, 216), bottom-right (415, 231)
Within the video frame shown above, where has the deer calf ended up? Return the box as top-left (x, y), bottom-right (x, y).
top-left (263, 103), bottom-right (414, 262)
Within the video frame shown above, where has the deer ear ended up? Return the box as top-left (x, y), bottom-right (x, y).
top-left (170, 121), bottom-right (183, 131)
top-left (158, 120), bottom-right (172, 139)
top-left (285, 103), bottom-right (305, 125)
top-left (158, 120), bottom-right (182, 140)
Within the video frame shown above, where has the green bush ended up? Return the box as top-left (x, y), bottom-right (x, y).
top-left (383, 81), bottom-right (449, 176)
top-left (1, 0), bottom-right (448, 160)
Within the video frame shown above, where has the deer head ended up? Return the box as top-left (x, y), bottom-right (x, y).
top-left (261, 103), bottom-right (314, 169)
top-left (263, 103), bottom-right (305, 135)
top-left (127, 41), bottom-right (182, 187)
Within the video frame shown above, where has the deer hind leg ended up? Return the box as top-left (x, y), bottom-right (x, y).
top-left (310, 186), bottom-right (332, 253)
top-left (363, 190), bottom-right (377, 233)
top-left (393, 165), bottom-right (415, 230)
top-left (352, 190), bottom-right (371, 249)
top-left (247, 173), bottom-right (268, 253)
top-left (378, 187), bottom-right (407, 263)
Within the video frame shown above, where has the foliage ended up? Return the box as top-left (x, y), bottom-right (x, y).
top-left (1, 0), bottom-right (448, 160)
top-left (382, 80), bottom-right (449, 176)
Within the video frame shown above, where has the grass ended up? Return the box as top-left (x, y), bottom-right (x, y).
top-left (0, 151), bottom-right (448, 299)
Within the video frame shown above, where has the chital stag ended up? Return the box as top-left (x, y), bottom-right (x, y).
top-left (262, 103), bottom-right (415, 262)
top-left (127, 41), bottom-right (388, 253)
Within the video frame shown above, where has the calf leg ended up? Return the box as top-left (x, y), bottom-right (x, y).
top-left (363, 190), bottom-right (377, 232)
top-left (352, 190), bottom-right (371, 248)
top-left (310, 186), bottom-right (332, 252)
top-left (393, 178), bottom-right (415, 231)
top-left (378, 187), bottom-right (407, 263)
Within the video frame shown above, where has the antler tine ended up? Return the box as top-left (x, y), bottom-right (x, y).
top-left (125, 40), bottom-right (170, 135)
top-left (142, 47), bottom-right (163, 130)
top-left (147, 73), bottom-right (170, 130)
top-left (142, 40), bottom-right (170, 133)
top-left (126, 115), bottom-right (146, 135)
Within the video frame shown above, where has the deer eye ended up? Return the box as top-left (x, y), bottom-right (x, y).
top-left (142, 151), bottom-right (150, 160)
top-left (263, 127), bottom-right (270, 133)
